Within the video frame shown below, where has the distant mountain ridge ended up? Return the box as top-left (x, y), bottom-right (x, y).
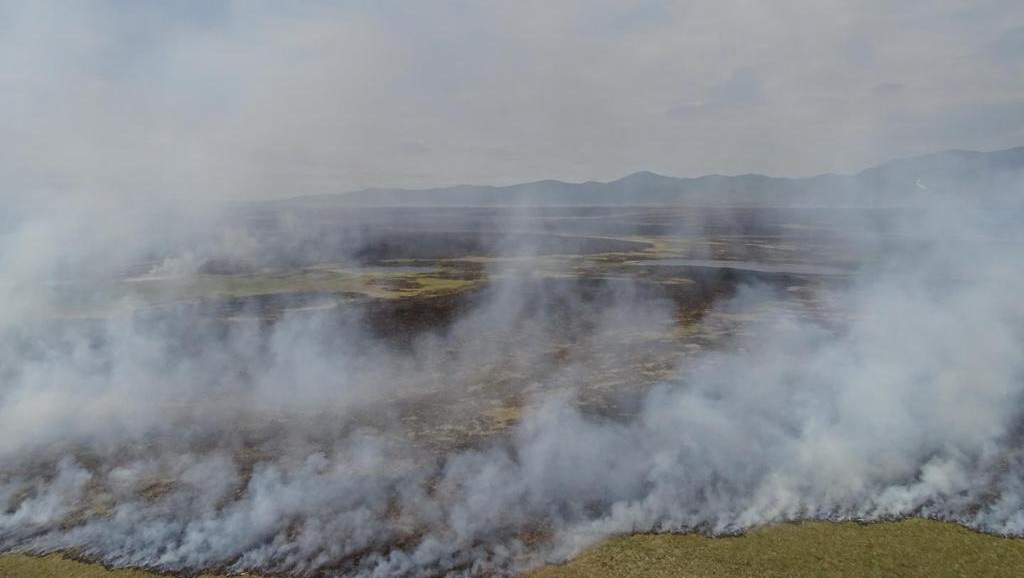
top-left (280, 146), bottom-right (1024, 208)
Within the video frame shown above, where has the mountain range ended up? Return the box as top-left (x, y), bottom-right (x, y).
top-left (280, 146), bottom-right (1024, 208)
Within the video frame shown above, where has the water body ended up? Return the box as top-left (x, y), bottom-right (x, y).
top-left (305, 264), bottom-right (438, 275)
top-left (632, 259), bottom-right (850, 276)
top-left (351, 265), bottom-right (438, 275)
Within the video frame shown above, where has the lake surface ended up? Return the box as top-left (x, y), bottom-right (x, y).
top-left (353, 265), bottom-right (438, 275)
top-left (632, 259), bottom-right (850, 276)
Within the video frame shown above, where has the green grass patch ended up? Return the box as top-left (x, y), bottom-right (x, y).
top-left (0, 553), bottom-right (241, 578)
top-left (532, 519), bottom-right (1024, 578)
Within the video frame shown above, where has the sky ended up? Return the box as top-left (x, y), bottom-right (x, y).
top-left (2, 0), bottom-right (1024, 199)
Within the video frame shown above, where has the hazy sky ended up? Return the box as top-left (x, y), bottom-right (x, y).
top-left (3, 0), bottom-right (1024, 199)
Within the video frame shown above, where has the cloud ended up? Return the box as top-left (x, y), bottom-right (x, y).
top-left (1, 0), bottom-right (1023, 200)
top-left (990, 25), bottom-right (1024, 67)
top-left (869, 82), bottom-right (906, 98)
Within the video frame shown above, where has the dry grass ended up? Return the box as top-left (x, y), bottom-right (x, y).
top-left (127, 271), bottom-right (476, 301)
top-left (531, 519), bottom-right (1024, 578)
top-left (42, 271), bottom-right (481, 318)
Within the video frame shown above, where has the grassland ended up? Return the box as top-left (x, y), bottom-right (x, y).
top-left (532, 519), bottom-right (1024, 578)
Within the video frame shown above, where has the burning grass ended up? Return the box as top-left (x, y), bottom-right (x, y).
top-left (5, 519), bottom-right (1022, 577)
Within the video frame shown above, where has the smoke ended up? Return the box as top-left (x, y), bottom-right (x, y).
top-left (2, 177), bottom-right (1024, 577)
